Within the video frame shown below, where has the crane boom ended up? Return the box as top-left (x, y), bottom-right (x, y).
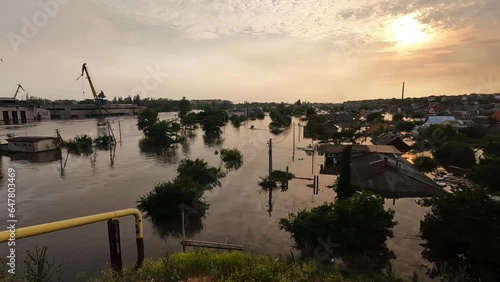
top-left (13, 84), bottom-right (25, 99)
top-left (76, 63), bottom-right (98, 100)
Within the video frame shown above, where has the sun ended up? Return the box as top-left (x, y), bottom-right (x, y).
top-left (388, 14), bottom-right (431, 47)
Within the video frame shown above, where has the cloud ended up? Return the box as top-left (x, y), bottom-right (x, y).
top-left (91, 0), bottom-right (356, 40)
top-left (339, 0), bottom-right (500, 30)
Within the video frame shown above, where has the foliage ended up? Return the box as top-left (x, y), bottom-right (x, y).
top-left (258, 170), bottom-right (295, 192)
top-left (392, 113), bottom-right (404, 122)
top-left (305, 115), bottom-right (333, 140)
top-left (230, 115), bottom-right (244, 128)
top-left (177, 158), bottom-right (224, 190)
top-left (396, 121), bottom-right (416, 132)
top-left (433, 141), bottom-right (475, 169)
top-left (419, 186), bottom-right (500, 281)
top-left (256, 112), bottom-right (265, 119)
top-left (197, 108), bottom-right (227, 136)
top-left (305, 106), bottom-right (317, 119)
top-left (90, 250), bottom-right (406, 282)
top-left (336, 147), bottom-right (354, 200)
top-left (137, 109), bottom-right (159, 135)
top-left (464, 125), bottom-right (486, 139)
top-left (482, 136), bottom-right (500, 157)
top-left (372, 125), bottom-right (386, 137)
top-left (144, 120), bottom-right (182, 146)
top-left (62, 134), bottom-right (93, 154)
top-left (413, 156), bottom-right (438, 173)
top-left (466, 156), bottom-right (500, 192)
top-left (425, 125), bottom-right (457, 146)
top-left (180, 112), bottom-right (198, 128)
top-left (278, 192), bottom-right (397, 271)
top-left (93, 135), bottom-right (114, 149)
top-left (178, 96), bottom-right (191, 118)
top-left (220, 148), bottom-right (243, 170)
top-left (138, 158), bottom-right (224, 223)
top-left (366, 112), bottom-right (383, 123)
top-left (269, 107), bottom-right (292, 128)
top-left (0, 246), bottom-right (62, 282)
top-left (137, 177), bottom-right (209, 223)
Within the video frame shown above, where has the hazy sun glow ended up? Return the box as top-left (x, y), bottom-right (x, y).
top-left (389, 14), bottom-right (431, 47)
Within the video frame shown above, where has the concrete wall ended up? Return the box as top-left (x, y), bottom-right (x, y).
top-left (41, 104), bottom-right (143, 119)
top-left (35, 108), bottom-right (51, 119)
top-left (0, 106), bottom-right (36, 125)
top-left (7, 139), bottom-right (58, 152)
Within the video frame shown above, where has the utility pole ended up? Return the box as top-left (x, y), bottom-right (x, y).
top-left (401, 82), bottom-right (405, 100)
top-left (292, 122), bottom-right (296, 161)
top-left (268, 138), bottom-right (273, 217)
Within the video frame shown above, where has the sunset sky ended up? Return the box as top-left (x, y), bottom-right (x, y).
top-left (1, 0), bottom-right (499, 103)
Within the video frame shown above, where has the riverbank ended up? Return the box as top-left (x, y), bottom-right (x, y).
top-left (87, 251), bottom-right (408, 282)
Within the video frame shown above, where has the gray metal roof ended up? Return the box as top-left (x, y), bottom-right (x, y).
top-left (425, 116), bottom-right (456, 125)
top-left (7, 136), bottom-right (58, 142)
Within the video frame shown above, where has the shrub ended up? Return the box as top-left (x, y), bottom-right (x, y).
top-left (413, 156), bottom-right (438, 173)
top-left (433, 141), bottom-right (475, 168)
top-left (220, 148), bottom-right (243, 170)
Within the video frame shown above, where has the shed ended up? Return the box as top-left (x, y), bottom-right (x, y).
top-left (5, 136), bottom-right (59, 152)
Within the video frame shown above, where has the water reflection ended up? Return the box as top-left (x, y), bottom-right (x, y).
top-left (152, 216), bottom-right (204, 240)
top-left (138, 140), bottom-right (180, 164)
top-left (2, 150), bottom-right (61, 163)
top-left (203, 134), bottom-right (224, 147)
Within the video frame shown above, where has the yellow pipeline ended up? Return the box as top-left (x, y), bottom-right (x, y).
top-left (0, 208), bottom-right (143, 242)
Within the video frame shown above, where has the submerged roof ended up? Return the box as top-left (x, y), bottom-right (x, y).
top-left (351, 152), bottom-right (448, 198)
top-left (318, 144), bottom-right (402, 155)
top-left (7, 136), bottom-right (58, 142)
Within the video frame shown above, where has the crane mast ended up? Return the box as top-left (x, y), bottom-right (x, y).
top-left (76, 63), bottom-right (106, 106)
top-left (13, 84), bottom-right (24, 99)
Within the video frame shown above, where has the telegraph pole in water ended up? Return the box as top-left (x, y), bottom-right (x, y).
top-left (268, 138), bottom-right (273, 217)
top-left (292, 122), bottom-right (295, 161)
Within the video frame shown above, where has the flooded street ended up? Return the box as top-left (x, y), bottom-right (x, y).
top-left (0, 114), bottom-right (429, 280)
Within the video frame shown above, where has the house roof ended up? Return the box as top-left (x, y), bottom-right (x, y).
top-left (425, 116), bottom-right (456, 125)
top-left (431, 104), bottom-right (446, 113)
top-left (318, 144), bottom-right (402, 154)
top-left (371, 134), bottom-right (411, 151)
top-left (486, 123), bottom-right (500, 135)
top-left (365, 123), bottom-right (394, 135)
top-left (7, 136), bottom-right (58, 142)
top-left (351, 152), bottom-right (448, 198)
top-left (491, 111), bottom-right (500, 121)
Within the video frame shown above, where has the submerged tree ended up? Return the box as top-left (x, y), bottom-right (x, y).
top-left (258, 170), bottom-right (295, 192)
top-left (137, 109), bottom-right (159, 136)
top-left (335, 146), bottom-right (354, 200)
top-left (419, 186), bottom-right (500, 281)
top-left (220, 148), bottom-right (243, 170)
top-left (279, 191), bottom-right (397, 271)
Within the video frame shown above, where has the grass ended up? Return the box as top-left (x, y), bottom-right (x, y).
top-left (88, 250), bottom-right (406, 282)
top-left (1, 248), bottom-right (419, 281)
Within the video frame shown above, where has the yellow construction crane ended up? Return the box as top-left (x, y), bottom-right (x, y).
top-left (76, 63), bottom-right (106, 106)
top-left (13, 84), bottom-right (24, 99)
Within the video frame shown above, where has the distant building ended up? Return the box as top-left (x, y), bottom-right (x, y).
top-left (3, 136), bottom-right (59, 153)
top-left (429, 104), bottom-right (446, 115)
top-left (486, 123), bottom-right (500, 136)
top-left (424, 116), bottom-right (456, 125)
top-left (317, 144), bottom-right (448, 198)
top-left (0, 98), bottom-right (36, 125)
top-left (371, 132), bottom-right (412, 152)
top-left (490, 111), bottom-right (500, 122)
top-left (365, 123), bottom-right (394, 135)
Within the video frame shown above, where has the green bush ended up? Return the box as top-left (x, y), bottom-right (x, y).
top-left (220, 148), bottom-right (243, 169)
top-left (62, 134), bottom-right (93, 154)
top-left (413, 156), bottom-right (438, 173)
top-left (93, 135), bottom-right (114, 149)
top-left (433, 141), bottom-right (475, 168)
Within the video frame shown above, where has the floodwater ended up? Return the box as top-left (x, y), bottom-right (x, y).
top-left (0, 113), bottom-right (431, 280)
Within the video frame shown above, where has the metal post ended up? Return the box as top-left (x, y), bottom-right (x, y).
top-left (292, 122), bottom-right (295, 162)
top-left (118, 120), bottom-right (122, 143)
top-left (181, 204), bottom-right (186, 252)
top-left (107, 219), bottom-right (123, 272)
top-left (316, 175), bottom-right (319, 194)
top-left (311, 149), bottom-right (314, 175)
top-left (286, 166), bottom-right (289, 190)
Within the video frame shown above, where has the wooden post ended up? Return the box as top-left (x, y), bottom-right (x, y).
top-left (286, 166), bottom-right (289, 190)
top-left (268, 138), bottom-right (273, 217)
top-left (118, 120), bottom-right (122, 144)
top-left (181, 204), bottom-right (186, 252)
top-left (316, 175), bottom-right (319, 194)
top-left (292, 122), bottom-right (295, 162)
top-left (107, 219), bottom-right (123, 273)
top-left (311, 149), bottom-right (314, 175)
